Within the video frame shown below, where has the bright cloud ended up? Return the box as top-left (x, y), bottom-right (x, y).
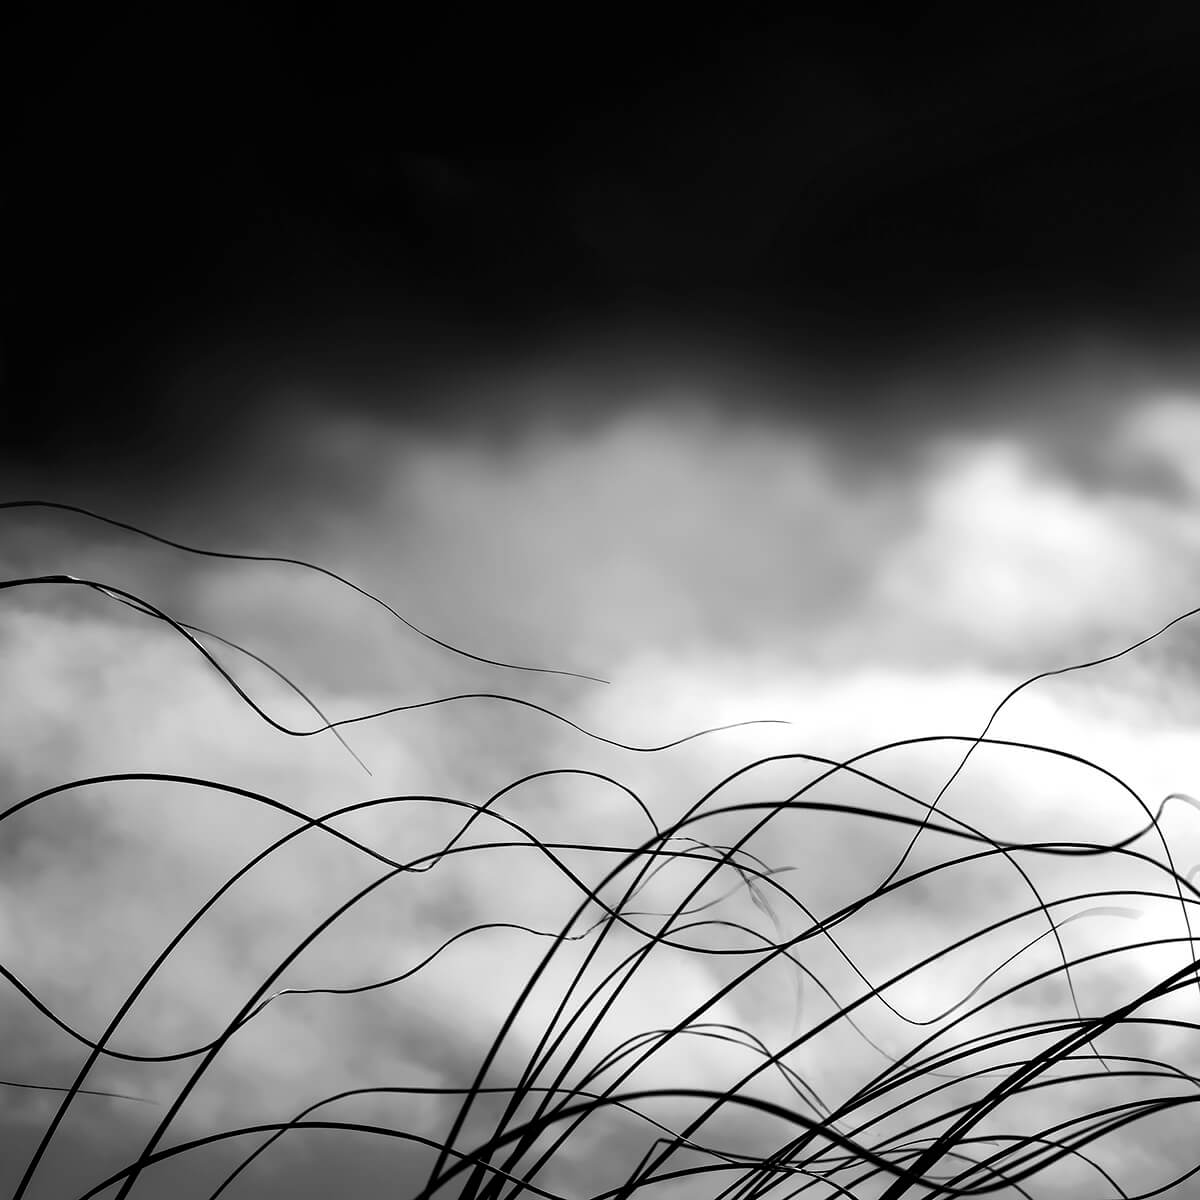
top-left (4, 378), bottom-right (1200, 1197)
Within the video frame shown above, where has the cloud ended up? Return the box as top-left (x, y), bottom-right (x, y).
top-left (4, 375), bottom-right (1200, 1196)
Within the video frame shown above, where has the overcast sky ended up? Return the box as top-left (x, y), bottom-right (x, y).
top-left (8, 11), bottom-right (1200, 1200)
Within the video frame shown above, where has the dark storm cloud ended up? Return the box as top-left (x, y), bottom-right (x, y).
top-left (10, 9), bottom-right (1200, 486)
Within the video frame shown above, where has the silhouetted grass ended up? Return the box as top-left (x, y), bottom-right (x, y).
top-left (4, 500), bottom-right (1200, 1199)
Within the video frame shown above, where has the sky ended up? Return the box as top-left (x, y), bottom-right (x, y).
top-left (7, 10), bottom-right (1200, 1199)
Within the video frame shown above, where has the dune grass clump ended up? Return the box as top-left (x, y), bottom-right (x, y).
top-left (3, 499), bottom-right (1200, 1199)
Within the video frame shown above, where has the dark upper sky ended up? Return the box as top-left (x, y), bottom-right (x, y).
top-left (9, 8), bottom-right (1200, 472)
